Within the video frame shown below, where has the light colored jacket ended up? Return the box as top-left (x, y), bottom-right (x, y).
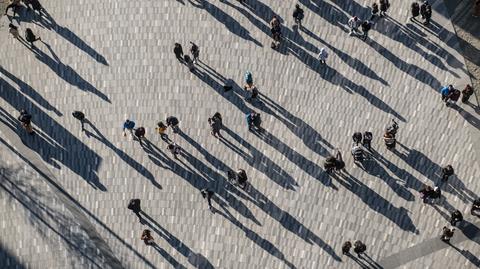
top-left (348, 17), bottom-right (361, 28)
top-left (318, 48), bottom-right (328, 61)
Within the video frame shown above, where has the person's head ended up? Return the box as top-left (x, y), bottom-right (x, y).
top-left (157, 121), bottom-right (165, 128)
top-left (125, 119), bottom-right (130, 124)
top-left (9, 24), bottom-right (17, 30)
top-left (353, 16), bottom-right (358, 21)
top-left (296, 4), bottom-right (300, 9)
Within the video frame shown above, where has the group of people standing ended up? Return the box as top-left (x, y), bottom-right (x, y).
top-left (441, 84), bottom-right (474, 106)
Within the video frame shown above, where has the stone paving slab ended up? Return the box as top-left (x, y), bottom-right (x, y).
top-left (0, 0), bottom-right (479, 268)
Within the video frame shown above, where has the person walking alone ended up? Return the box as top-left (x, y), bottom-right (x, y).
top-left (134, 127), bottom-right (146, 146)
top-left (361, 20), bottom-right (372, 40)
top-left (292, 4), bottom-right (305, 28)
top-left (348, 16), bottom-right (361, 36)
top-left (208, 112), bottom-right (223, 138)
top-left (201, 188), bottom-right (215, 213)
top-left (317, 48), bottom-right (328, 64)
top-left (123, 119), bottom-right (135, 137)
top-left (72, 111), bottom-right (86, 131)
top-left (461, 84), bottom-right (474, 103)
top-left (440, 226), bottom-right (454, 243)
top-left (450, 210), bottom-right (463, 226)
top-left (441, 165), bottom-right (454, 182)
top-left (190, 42), bottom-right (200, 64)
top-left (25, 28), bottom-right (41, 47)
top-left (174, 43), bottom-right (184, 61)
top-left (127, 199), bottom-right (143, 223)
top-left (141, 230), bottom-right (154, 245)
top-left (379, 0), bottom-right (389, 17)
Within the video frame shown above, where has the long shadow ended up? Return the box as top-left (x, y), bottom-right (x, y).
top-left (16, 7), bottom-right (109, 65)
top-left (142, 138), bottom-right (261, 225)
top-left (151, 243), bottom-right (187, 269)
top-left (0, 66), bottom-right (62, 116)
top-left (83, 121), bottom-right (159, 189)
top-left (0, 241), bottom-right (26, 269)
top-left (453, 104), bottom-right (480, 130)
top-left (188, 0), bottom-right (262, 46)
top-left (28, 42), bottom-right (110, 102)
top-left (214, 201), bottom-right (297, 268)
top-left (142, 212), bottom-right (215, 269)
top-left (0, 136), bottom-right (156, 268)
top-left (239, 183), bottom-right (342, 261)
top-left (0, 78), bottom-right (105, 190)
top-left (298, 0), bottom-right (350, 32)
top-left (221, 126), bottom-right (299, 190)
top-left (0, 168), bottom-right (108, 268)
top-left (333, 171), bottom-right (418, 233)
top-left (450, 244), bottom-right (480, 267)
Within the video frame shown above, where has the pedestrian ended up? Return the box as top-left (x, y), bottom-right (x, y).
top-left (236, 169), bottom-right (248, 189)
top-left (292, 4), bottom-right (305, 28)
top-left (167, 142), bottom-right (181, 159)
top-left (184, 54), bottom-right (195, 71)
top-left (166, 116), bottom-right (180, 133)
top-left (440, 85), bottom-right (453, 103)
top-left (446, 87), bottom-right (461, 107)
top-left (134, 127), bottom-right (146, 146)
top-left (72, 111), bottom-right (86, 131)
top-left (141, 229), bottom-right (154, 245)
top-left (411, 2), bottom-right (420, 21)
top-left (419, 184), bottom-right (433, 203)
top-left (471, 198), bottom-right (480, 216)
top-left (174, 43), bottom-right (183, 60)
top-left (379, 0), bottom-right (389, 17)
top-left (270, 15), bottom-right (281, 35)
top-left (246, 111), bottom-right (261, 131)
top-left (430, 186), bottom-right (441, 203)
top-left (123, 119), bottom-right (135, 137)
top-left (244, 83), bottom-right (259, 102)
top-left (4, 0), bottom-right (21, 16)
top-left (370, 2), bottom-right (379, 20)
top-left (25, 28), bottom-right (41, 47)
top-left (8, 24), bottom-right (19, 39)
top-left (155, 121), bottom-right (168, 141)
top-left (245, 71), bottom-right (253, 86)
top-left (208, 112), bottom-right (223, 138)
top-left (450, 210), bottom-right (463, 226)
top-left (440, 226), bottom-right (454, 243)
top-left (441, 165), bottom-right (454, 181)
top-left (342, 241), bottom-right (352, 255)
top-left (190, 42), bottom-right (200, 64)
top-left (317, 48), bottom-right (328, 64)
top-left (18, 109), bottom-right (34, 135)
top-left (474, 0), bottom-right (480, 17)
top-left (420, 1), bottom-right (432, 25)
top-left (362, 131), bottom-right (372, 151)
top-left (200, 188), bottom-right (215, 213)
top-left (353, 241), bottom-right (366, 256)
top-left (324, 155), bottom-right (337, 174)
top-left (348, 16), bottom-right (361, 36)
top-left (334, 150), bottom-right (345, 171)
top-left (383, 131), bottom-right (396, 149)
top-left (127, 199), bottom-right (143, 223)
top-left (361, 20), bottom-right (372, 40)
top-left (461, 84), bottom-right (474, 103)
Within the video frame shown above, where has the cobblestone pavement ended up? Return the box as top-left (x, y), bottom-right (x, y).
top-left (1, 0), bottom-right (479, 268)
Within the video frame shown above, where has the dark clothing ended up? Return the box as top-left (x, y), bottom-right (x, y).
top-left (18, 112), bottom-right (32, 125)
top-left (166, 116), bottom-right (179, 127)
top-left (411, 3), bottom-right (420, 18)
top-left (201, 189), bottom-right (214, 211)
top-left (174, 44), bottom-right (183, 59)
top-left (293, 7), bottom-right (304, 25)
top-left (450, 210), bottom-right (463, 226)
top-left (441, 227), bottom-right (454, 242)
top-left (128, 199), bottom-right (141, 213)
top-left (353, 241), bottom-right (366, 255)
top-left (461, 85), bottom-right (474, 103)
top-left (472, 199), bottom-right (480, 216)
top-left (135, 127), bottom-right (146, 140)
top-left (379, 0), bottom-right (389, 13)
top-left (342, 241), bottom-right (352, 255)
top-left (441, 165), bottom-right (454, 181)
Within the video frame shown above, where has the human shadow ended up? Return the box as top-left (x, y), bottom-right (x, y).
top-left (83, 122), bottom-right (159, 189)
top-left (188, 0), bottom-right (262, 46)
top-left (450, 244), bottom-right (480, 267)
top-left (221, 126), bottom-right (299, 190)
top-left (332, 171), bottom-right (418, 233)
top-left (431, 196), bottom-right (456, 221)
top-left (361, 252), bottom-right (384, 269)
top-left (214, 201), bottom-right (297, 269)
top-left (0, 78), bottom-right (105, 190)
top-left (142, 212), bottom-right (215, 269)
top-left (298, 0), bottom-right (350, 32)
top-left (457, 220), bottom-right (480, 247)
top-left (28, 42), bottom-right (110, 102)
top-left (151, 243), bottom-right (187, 269)
top-left (0, 66), bottom-right (62, 116)
top-left (0, 106), bottom-right (19, 133)
top-left (346, 253), bottom-right (369, 269)
top-left (0, 241), bottom-right (26, 269)
top-left (452, 104), bottom-right (480, 130)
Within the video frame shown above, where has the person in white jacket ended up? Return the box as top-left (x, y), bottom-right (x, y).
top-left (348, 16), bottom-right (361, 35)
top-left (318, 48), bottom-right (328, 64)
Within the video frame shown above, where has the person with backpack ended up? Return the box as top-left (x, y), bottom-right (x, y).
top-left (461, 84), bottom-right (474, 103)
top-left (200, 188), bottom-right (215, 213)
top-left (450, 210), bottom-right (463, 226)
top-left (446, 88), bottom-right (461, 106)
top-left (174, 43), bottom-right (183, 60)
top-left (25, 28), bottom-right (41, 47)
top-left (370, 2), bottom-right (379, 20)
top-left (72, 111), bottom-right (86, 131)
top-left (292, 4), bottom-right (305, 28)
top-left (134, 127), bottom-right (146, 146)
top-left (123, 119), bottom-right (135, 137)
top-left (8, 24), bottom-right (19, 39)
top-left (361, 20), bottom-right (372, 40)
top-left (127, 199), bottom-right (143, 223)
top-left (441, 165), bottom-right (454, 181)
top-left (317, 48), bottom-right (328, 64)
top-left (155, 121), bottom-right (168, 141)
top-left (440, 226), bottom-right (454, 243)
top-left (411, 2), bottom-right (420, 21)
top-left (208, 112), bottom-right (223, 138)
top-left (167, 142), bottom-right (181, 159)
top-left (441, 85), bottom-right (453, 103)
top-left (348, 16), bottom-right (361, 36)
top-left (166, 116), bottom-right (180, 133)
top-left (190, 42), bottom-right (200, 64)
top-left (18, 109), bottom-right (34, 135)
top-left (141, 230), bottom-right (154, 245)
top-left (379, 0), bottom-right (389, 17)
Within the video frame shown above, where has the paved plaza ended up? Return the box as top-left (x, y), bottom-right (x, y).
top-left (1, 0), bottom-right (479, 268)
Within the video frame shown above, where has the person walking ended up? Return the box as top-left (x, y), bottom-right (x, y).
top-left (184, 54), bottom-right (195, 71)
top-left (190, 42), bottom-right (200, 64)
top-left (208, 112), bottom-right (223, 138)
top-left (370, 2), bottom-right (379, 20)
top-left (361, 20), bottom-right (372, 40)
top-left (419, 184), bottom-right (434, 203)
top-left (317, 48), bottom-right (328, 64)
top-left (471, 198), bottom-right (480, 216)
top-left (127, 199), bottom-right (143, 223)
top-left (342, 241), bottom-right (352, 255)
top-left (430, 186), bottom-right (441, 203)
top-left (141, 230), bottom-right (154, 245)
top-left (379, 0), bottom-right (389, 17)
top-left (167, 142), bottom-right (181, 159)
top-left (8, 24), bottom-right (20, 39)
top-left (440, 226), bottom-right (454, 243)
top-left (461, 84), bottom-right (474, 103)
top-left (72, 111), bottom-right (86, 131)
top-left (383, 131), bottom-right (396, 149)
top-left (174, 43), bottom-right (184, 60)
top-left (134, 127), bottom-right (146, 146)
top-left (450, 210), bottom-right (463, 226)
top-left (411, 2), bottom-right (420, 21)
top-left (166, 116), bottom-right (180, 133)
top-left (353, 241), bottom-right (367, 257)
top-left (440, 85), bottom-right (453, 104)
top-left (246, 111), bottom-right (261, 131)
top-left (18, 109), bottom-right (34, 135)
top-left (155, 121), bottom-right (168, 141)
top-left (446, 87), bottom-right (461, 107)
top-left (292, 4), bottom-right (305, 28)
top-left (123, 119), bottom-right (135, 137)
top-left (25, 28), bottom-right (41, 47)
top-left (420, 1), bottom-right (432, 25)
top-left (200, 188), bottom-right (215, 213)
top-left (441, 165), bottom-right (454, 181)
top-left (348, 16), bottom-right (361, 36)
